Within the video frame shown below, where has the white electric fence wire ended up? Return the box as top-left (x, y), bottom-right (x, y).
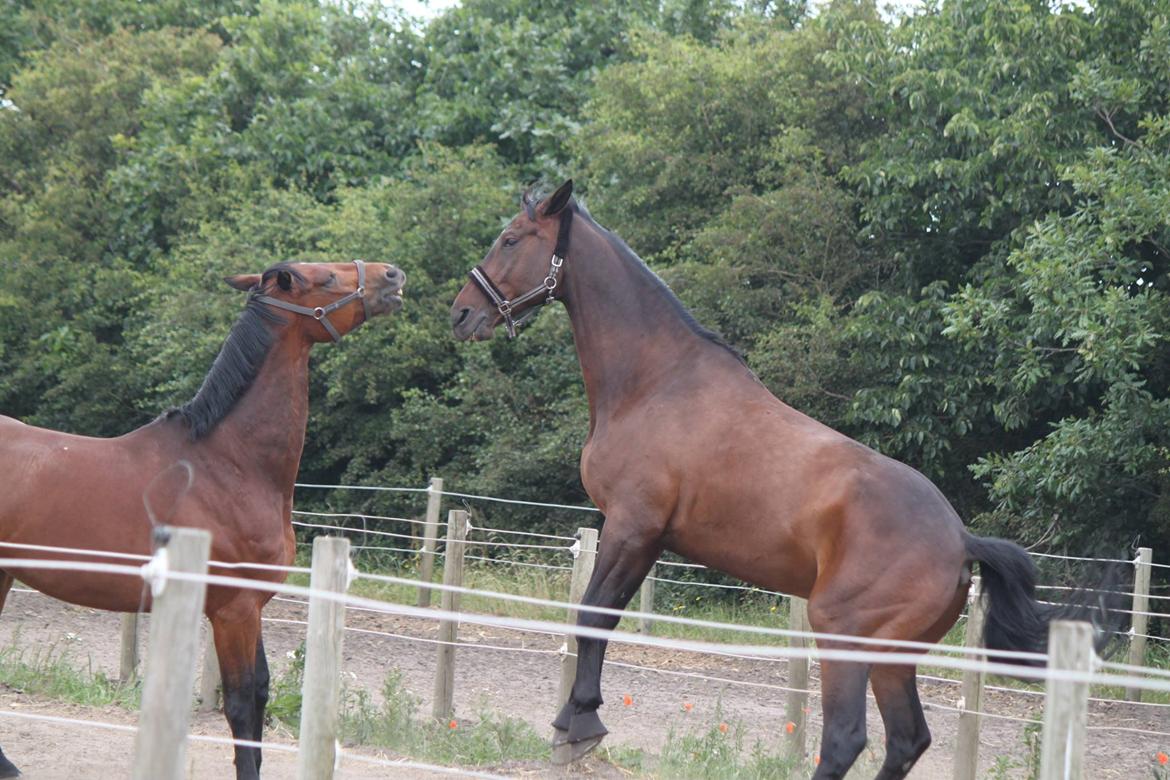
top-left (13, 553), bottom-right (1170, 697)
top-left (295, 481), bottom-right (598, 513)
top-left (291, 520), bottom-right (421, 541)
top-left (293, 509), bottom-right (437, 528)
top-left (350, 544), bottom-right (434, 556)
top-left (0, 541), bottom-right (308, 574)
top-left (295, 482), bottom-right (429, 494)
top-left (1028, 551), bottom-right (1137, 565)
top-left (467, 525), bottom-right (578, 542)
top-left (0, 554), bottom-right (1043, 661)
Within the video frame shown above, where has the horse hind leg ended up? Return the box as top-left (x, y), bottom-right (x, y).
top-left (0, 570), bottom-right (20, 778)
top-left (870, 664), bottom-right (931, 780)
top-left (811, 658), bottom-right (870, 780)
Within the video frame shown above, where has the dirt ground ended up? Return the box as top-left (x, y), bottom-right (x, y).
top-left (0, 589), bottom-right (1167, 779)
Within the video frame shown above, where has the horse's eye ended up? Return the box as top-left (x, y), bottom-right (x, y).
top-left (503, 237), bottom-right (519, 248)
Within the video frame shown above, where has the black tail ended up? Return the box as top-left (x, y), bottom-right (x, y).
top-left (964, 534), bottom-right (1126, 666)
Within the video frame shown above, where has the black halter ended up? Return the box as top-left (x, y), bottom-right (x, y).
top-left (254, 260), bottom-right (369, 342)
top-left (469, 207), bottom-right (573, 339)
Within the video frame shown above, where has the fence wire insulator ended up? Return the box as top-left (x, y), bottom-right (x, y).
top-left (139, 548), bottom-right (170, 598)
top-left (557, 641), bottom-right (569, 657)
top-left (569, 539), bottom-right (581, 559)
top-left (345, 557), bottom-right (358, 591)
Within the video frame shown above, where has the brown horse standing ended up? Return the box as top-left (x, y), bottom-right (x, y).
top-left (0, 260), bottom-right (405, 779)
top-left (451, 181), bottom-right (1111, 779)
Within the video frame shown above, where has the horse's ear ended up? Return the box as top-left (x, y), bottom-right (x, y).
top-left (540, 179), bottom-right (574, 217)
top-left (224, 274), bottom-right (260, 292)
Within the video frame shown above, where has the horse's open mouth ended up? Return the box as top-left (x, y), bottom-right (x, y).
top-left (379, 288), bottom-right (405, 313)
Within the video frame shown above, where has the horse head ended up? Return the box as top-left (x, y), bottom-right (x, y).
top-left (226, 260), bottom-right (406, 343)
top-left (450, 179), bottom-right (574, 341)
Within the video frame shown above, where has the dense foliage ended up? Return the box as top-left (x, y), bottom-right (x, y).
top-left (2, 0), bottom-right (1167, 556)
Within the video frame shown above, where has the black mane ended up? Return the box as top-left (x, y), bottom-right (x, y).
top-left (162, 268), bottom-right (302, 439)
top-left (569, 202), bottom-right (748, 366)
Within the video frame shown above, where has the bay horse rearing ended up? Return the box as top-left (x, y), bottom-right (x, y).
top-left (451, 180), bottom-right (1115, 779)
top-left (0, 260), bottom-right (405, 779)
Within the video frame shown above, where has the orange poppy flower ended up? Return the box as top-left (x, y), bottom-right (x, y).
top-left (623, 694), bottom-right (633, 706)
top-left (1159, 751), bottom-right (1169, 766)
top-left (683, 701), bottom-right (694, 712)
top-left (448, 720), bottom-right (458, 730)
top-left (718, 722), bottom-right (729, 734)
top-left (786, 721), bottom-right (796, 734)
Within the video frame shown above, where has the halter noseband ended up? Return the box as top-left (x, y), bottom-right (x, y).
top-left (254, 259), bottom-right (369, 342)
top-left (469, 206), bottom-right (573, 339)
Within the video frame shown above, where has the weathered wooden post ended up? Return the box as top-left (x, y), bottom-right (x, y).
top-left (954, 576), bottom-right (985, 780)
top-left (785, 597), bottom-right (810, 761)
top-left (638, 565), bottom-right (656, 634)
top-left (1126, 547), bottom-right (1152, 701)
top-left (197, 621), bottom-right (221, 712)
top-left (431, 509), bottom-right (468, 721)
top-left (418, 476), bottom-right (443, 608)
top-left (1038, 621), bottom-right (1093, 780)
top-left (131, 527), bottom-right (211, 780)
top-left (119, 613), bottom-right (140, 682)
top-left (296, 536), bottom-right (352, 780)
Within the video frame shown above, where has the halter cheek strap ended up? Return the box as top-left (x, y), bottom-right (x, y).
top-left (255, 259), bottom-right (369, 342)
top-left (469, 207), bottom-right (572, 339)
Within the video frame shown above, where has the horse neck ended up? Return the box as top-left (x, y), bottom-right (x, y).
top-left (204, 334), bottom-right (313, 488)
top-left (561, 223), bottom-right (708, 420)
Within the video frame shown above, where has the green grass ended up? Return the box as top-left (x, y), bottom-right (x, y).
top-left (0, 638), bottom-right (139, 709)
top-left (267, 646), bottom-right (548, 766)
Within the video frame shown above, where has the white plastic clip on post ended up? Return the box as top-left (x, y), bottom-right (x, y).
top-left (345, 557), bottom-right (358, 591)
top-left (569, 539), bottom-right (581, 559)
top-left (140, 547), bottom-right (170, 598)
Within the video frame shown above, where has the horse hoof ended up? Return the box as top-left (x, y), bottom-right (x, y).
top-left (551, 726), bottom-right (569, 748)
top-left (0, 762), bottom-right (19, 778)
top-left (566, 709), bottom-right (607, 744)
top-left (551, 734), bottom-right (605, 765)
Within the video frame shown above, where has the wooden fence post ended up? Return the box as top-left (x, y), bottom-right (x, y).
top-left (431, 509), bottom-right (468, 721)
top-left (198, 620), bottom-right (221, 712)
top-left (1126, 547), bottom-right (1152, 701)
top-left (297, 536), bottom-right (352, 780)
top-left (418, 476), bottom-right (443, 608)
top-left (1038, 621), bottom-right (1093, 780)
top-left (131, 527), bottom-right (211, 780)
top-left (954, 576), bottom-right (986, 780)
top-left (785, 597), bottom-right (810, 761)
top-left (119, 613), bottom-right (140, 683)
top-left (639, 565), bottom-right (655, 634)
top-left (558, 527), bottom-right (599, 709)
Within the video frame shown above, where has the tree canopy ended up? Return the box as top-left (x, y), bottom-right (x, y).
top-left (2, 0), bottom-right (1167, 556)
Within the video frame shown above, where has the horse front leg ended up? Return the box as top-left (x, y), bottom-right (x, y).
top-left (551, 524), bottom-right (661, 764)
top-left (211, 606), bottom-right (264, 780)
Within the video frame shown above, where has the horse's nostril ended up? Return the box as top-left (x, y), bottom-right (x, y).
top-left (386, 268), bottom-right (405, 286)
top-left (454, 308), bottom-right (470, 328)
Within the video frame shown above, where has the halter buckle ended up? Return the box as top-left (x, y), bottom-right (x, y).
top-left (312, 307), bottom-right (326, 320)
